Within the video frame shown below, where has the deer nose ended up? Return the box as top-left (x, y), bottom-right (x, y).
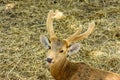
top-left (47, 58), bottom-right (53, 63)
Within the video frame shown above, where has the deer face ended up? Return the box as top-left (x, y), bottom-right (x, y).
top-left (40, 36), bottom-right (80, 65)
top-left (40, 10), bottom-right (95, 66)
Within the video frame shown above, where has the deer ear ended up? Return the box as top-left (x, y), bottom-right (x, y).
top-left (40, 35), bottom-right (50, 49)
top-left (67, 43), bottom-right (80, 56)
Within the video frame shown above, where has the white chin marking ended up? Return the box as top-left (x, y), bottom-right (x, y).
top-left (46, 62), bottom-right (54, 66)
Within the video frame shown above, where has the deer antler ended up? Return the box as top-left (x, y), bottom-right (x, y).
top-left (46, 10), bottom-right (63, 40)
top-left (64, 21), bottom-right (95, 46)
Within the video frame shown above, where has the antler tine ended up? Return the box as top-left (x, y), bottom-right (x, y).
top-left (64, 27), bottom-right (82, 46)
top-left (46, 10), bottom-right (63, 40)
top-left (46, 10), bottom-right (56, 39)
top-left (64, 21), bottom-right (95, 46)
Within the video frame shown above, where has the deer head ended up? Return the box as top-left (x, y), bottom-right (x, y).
top-left (40, 10), bottom-right (95, 66)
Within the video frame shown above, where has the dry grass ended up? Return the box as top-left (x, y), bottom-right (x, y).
top-left (0, 0), bottom-right (120, 80)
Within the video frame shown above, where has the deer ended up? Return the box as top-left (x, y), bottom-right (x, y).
top-left (40, 10), bottom-right (120, 80)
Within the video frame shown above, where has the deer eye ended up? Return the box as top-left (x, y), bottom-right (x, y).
top-left (59, 50), bottom-right (64, 53)
top-left (48, 46), bottom-right (51, 49)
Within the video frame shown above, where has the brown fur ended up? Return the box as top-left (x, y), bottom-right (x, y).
top-left (49, 56), bottom-right (120, 80)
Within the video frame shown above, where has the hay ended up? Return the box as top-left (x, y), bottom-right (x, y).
top-left (0, 0), bottom-right (120, 80)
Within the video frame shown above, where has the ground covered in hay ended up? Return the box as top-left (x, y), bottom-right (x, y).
top-left (0, 0), bottom-right (120, 80)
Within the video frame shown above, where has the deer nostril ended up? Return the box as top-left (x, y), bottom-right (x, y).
top-left (47, 58), bottom-right (53, 63)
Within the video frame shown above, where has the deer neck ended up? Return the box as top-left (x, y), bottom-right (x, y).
top-left (49, 57), bottom-right (78, 80)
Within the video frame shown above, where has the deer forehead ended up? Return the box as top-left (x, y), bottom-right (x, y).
top-left (51, 39), bottom-right (67, 51)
